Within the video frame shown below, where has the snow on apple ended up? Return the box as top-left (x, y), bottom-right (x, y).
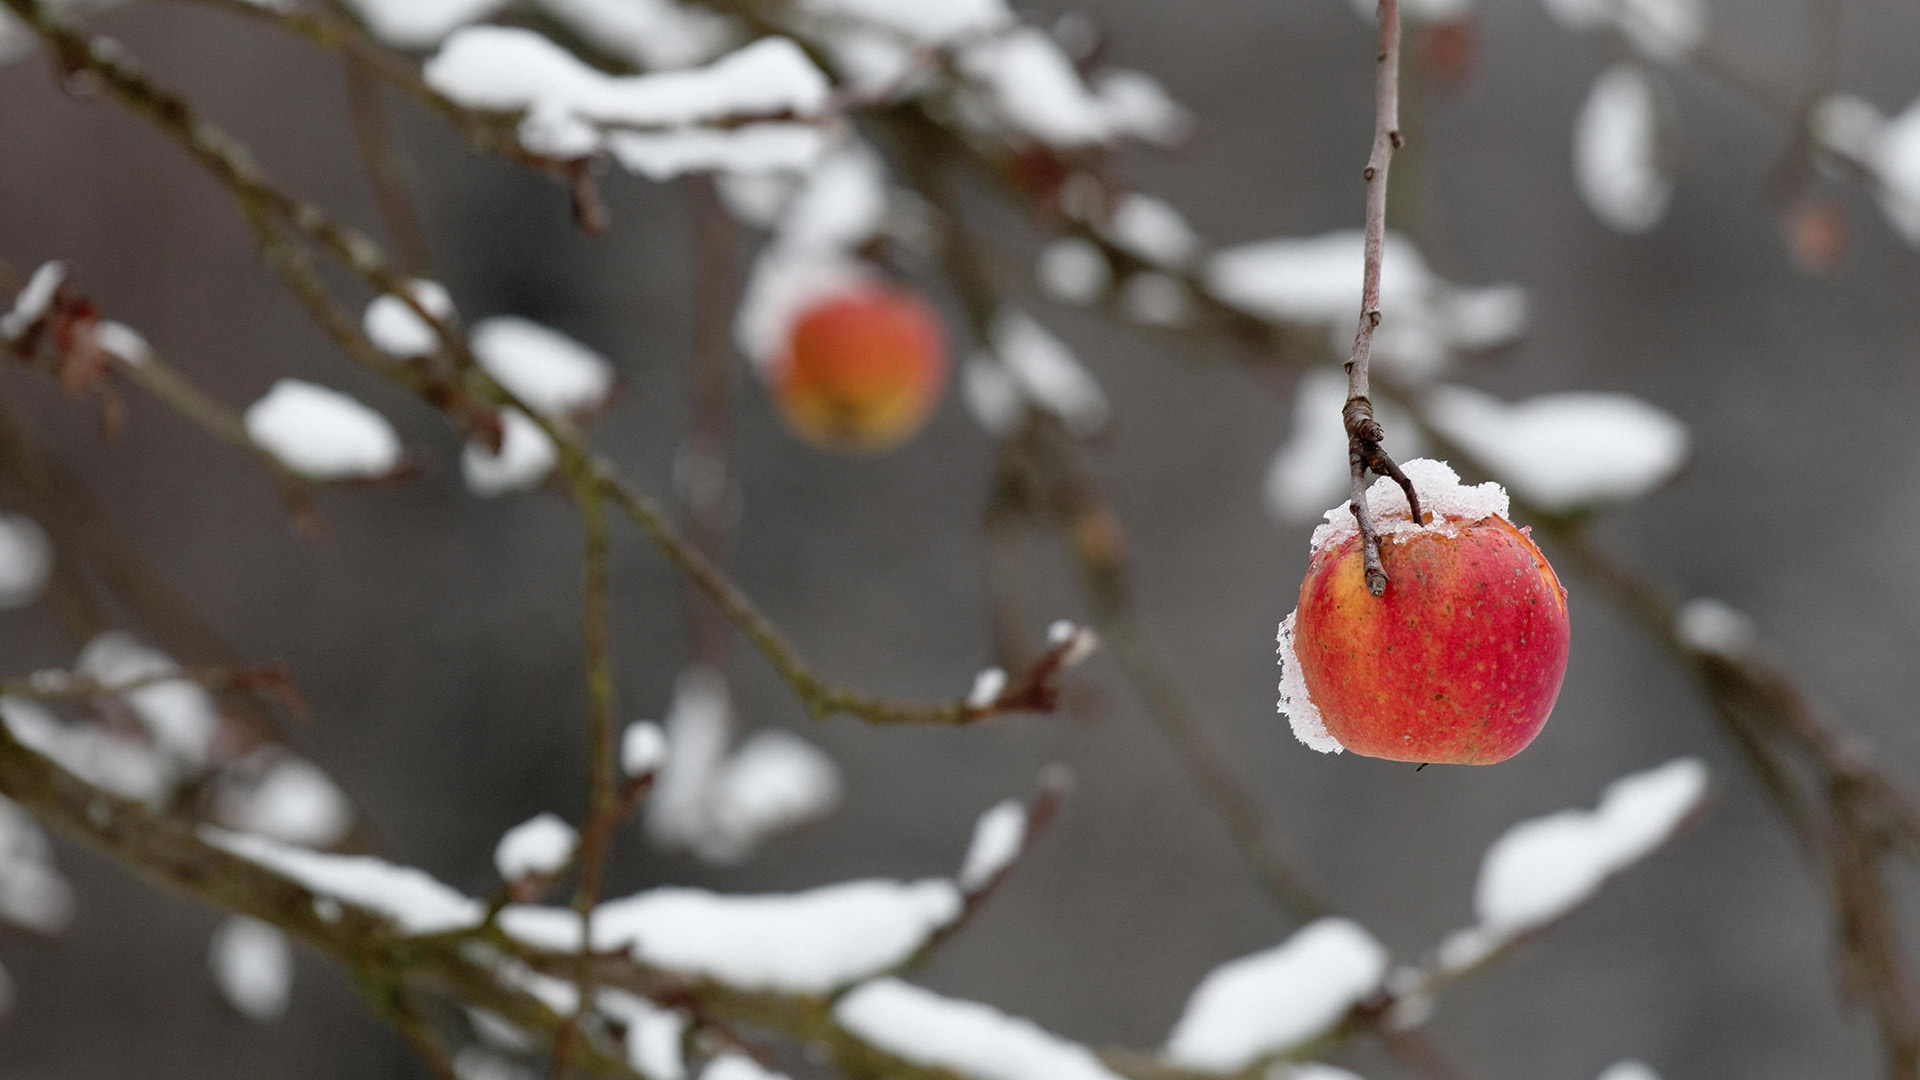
top-left (244, 380), bottom-right (404, 481)
top-left (208, 915), bottom-right (293, 1022)
top-left (1164, 916), bottom-right (1390, 1072)
top-left (1423, 386), bottom-right (1689, 513)
top-left (835, 977), bottom-right (1127, 1080)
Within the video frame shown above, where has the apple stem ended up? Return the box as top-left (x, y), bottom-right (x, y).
top-left (1342, 0), bottom-right (1420, 599)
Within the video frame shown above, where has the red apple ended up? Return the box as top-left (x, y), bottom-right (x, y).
top-left (772, 286), bottom-right (948, 454)
top-left (1285, 478), bottom-right (1570, 765)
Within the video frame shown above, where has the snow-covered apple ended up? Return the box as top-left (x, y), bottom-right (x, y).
top-left (771, 286), bottom-right (948, 453)
top-left (1279, 459), bottom-right (1570, 765)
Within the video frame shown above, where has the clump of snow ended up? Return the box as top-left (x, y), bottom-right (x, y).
top-left (1036, 237), bottom-right (1111, 305)
top-left (607, 124), bottom-right (829, 180)
top-left (1264, 368), bottom-right (1423, 526)
top-left (797, 0), bottom-right (1012, 43)
top-left (244, 380), bottom-right (404, 481)
top-left (1119, 273), bottom-right (1193, 327)
top-left (462, 409), bottom-right (559, 497)
top-left (1351, 0), bottom-right (1474, 20)
top-left (1812, 95), bottom-right (1920, 247)
top-left (470, 317), bottom-right (613, 415)
top-left (499, 877), bottom-right (963, 993)
top-left (645, 669), bottom-right (841, 863)
top-left (598, 989), bottom-right (689, 1080)
top-left (93, 320), bottom-right (153, 365)
top-left (0, 514), bottom-right (51, 610)
top-left (961, 357), bottom-right (1024, 435)
top-left (1674, 597), bottom-right (1755, 659)
top-left (1164, 917), bottom-right (1391, 1072)
top-left (978, 310), bottom-right (1108, 436)
top-left (211, 752), bottom-right (354, 848)
top-left (0, 793), bottom-right (75, 934)
top-left (1309, 458), bottom-right (1509, 554)
top-left (494, 812), bottom-right (579, 880)
top-left (621, 720), bottom-right (668, 777)
top-left (967, 667), bottom-right (1008, 710)
top-left (454, 1047), bottom-right (537, 1080)
top-left (958, 798), bottom-right (1027, 892)
top-left (205, 827), bottom-right (484, 935)
top-left (836, 977), bottom-right (1125, 1080)
top-left (209, 915), bottom-right (293, 1022)
top-left (0, 261), bottom-right (64, 341)
top-left (1, 696), bottom-right (174, 805)
top-left (1541, 0), bottom-right (1704, 61)
top-left (1045, 619), bottom-right (1100, 666)
top-left (532, 0), bottom-right (739, 72)
top-left (957, 28), bottom-right (1141, 147)
top-left (1423, 386), bottom-right (1688, 513)
top-left (1091, 70), bottom-right (1193, 147)
top-left (1573, 65), bottom-right (1672, 235)
top-left (77, 631), bottom-right (219, 771)
top-left (341, 0), bottom-right (506, 49)
top-left (1106, 194), bottom-right (1198, 269)
top-left (1596, 1062), bottom-right (1660, 1080)
top-left (701, 1054), bottom-right (789, 1080)
top-left (1276, 612), bottom-right (1341, 755)
top-left (364, 280), bottom-right (456, 358)
top-left (1466, 758), bottom-right (1708, 942)
top-left (1205, 231), bottom-right (1526, 379)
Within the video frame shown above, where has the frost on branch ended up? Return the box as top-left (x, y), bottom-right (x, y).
top-left (243, 380), bottom-right (404, 481)
top-left (532, 0), bottom-right (740, 73)
top-left (205, 828), bottom-right (486, 935)
top-left (963, 310), bottom-right (1109, 437)
top-left (1812, 95), bottom-right (1920, 247)
top-left (836, 977), bottom-right (1127, 1080)
top-left (0, 513), bottom-right (51, 610)
top-left (208, 915), bottom-right (293, 1022)
top-left (1164, 917), bottom-right (1390, 1072)
top-left (1541, 0), bottom-right (1705, 63)
top-left (499, 877), bottom-right (962, 994)
top-left (493, 812), bottom-right (579, 881)
top-left (1207, 230), bottom-right (1526, 380)
top-left (0, 792), bottom-right (74, 935)
top-left (1277, 460), bottom-right (1510, 754)
top-left (1436, 758), bottom-right (1709, 971)
top-left (1264, 369), bottom-right (1423, 527)
top-left (209, 751), bottom-right (354, 849)
top-left (957, 798), bottom-right (1026, 893)
top-left (1573, 65), bottom-right (1673, 235)
top-left (644, 668), bottom-right (842, 864)
top-left (1424, 386), bottom-right (1689, 513)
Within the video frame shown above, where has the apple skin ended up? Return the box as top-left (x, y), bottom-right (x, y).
top-left (1294, 513), bottom-right (1570, 765)
top-left (772, 287), bottom-right (948, 454)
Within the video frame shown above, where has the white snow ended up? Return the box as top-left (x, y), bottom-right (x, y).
top-left (499, 877), bottom-right (963, 993)
top-left (0, 792), bottom-right (74, 934)
top-left (1163, 917), bottom-right (1391, 1072)
top-left (1106, 195), bottom-right (1198, 269)
top-left (966, 667), bottom-right (1008, 710)
top-left (1471, 757), bottom-right (1708, 935)
top-left (607, 124), bottom-right (829, 180)
top-left (0, 514), bottom-right (51, 610)
top-left (1205, 231), bottom-right (1526, 378)
top-left (341, 0), bottom-right (505, 49)
top-left (1091, 70), bottom-right (1193, 147)
top-left (735, 249), bottom-right (875, 372)
top-left (0, 260), bottom-right (64, 341)
top-left (1596, 1062), bottom-right (1660, 1080)
top-left (598, 989), bottom-right (689, 1080)
top-left (364, 280), bottom-right (456, 358)
top-left (495, 812), bottom-right (579, 879)
top-left (1045, 619), bottom-right (1100, 665)
top-left (797, 0), bottom-right (1011, 43)
top-left (93, 319), bottom-right (153, 365)
top-left (1118, 273), bottom-right (1192, 327)
top-left (532, 0), bottom-right (739, 71)
top-left (1870, 99), bottom-right (1920, 246)
top-left (957, 28), bottom-right (1122, 147)
top-left (209, 915), bottom-right (293, 1022)
top-left (1423, 386), bottom-right (1689, 513)
top-left (991, 310), bottom-right (1108, 436)
top-left (77, 631), bottom-right (219, 771)
top-left (1674, 597), bottom-right (1756, 659)
top-left (1308, 458), bottom-right (1509, 554)
top-left (836, 977), bottom-right (1126, 1080)
top-left (211, 753), bottom-right (354, 848)
top-left (1352, 0), bottom-right (1474, 19)
top-left (1, 696), bottom-right (175, 805)
top-left (244, 380), bottom-right (403, 481)
top-left (1812, 94), bottom-right (1885, 166)
top-left (1035, 237), bottom-right (1111, 304)
top-left (470, 317), bottom-right (613, 415)
top-left (958, 798), bottom-right (1026, 892)
top-left (962, 356), bottom-right (1025, 435)
top-left (205, 827), bottom-right (485, 935)
top-left (621, 720), bottom-right (668, 777)
top-left (1541, 0), bottom-right (1703, 61)
top-left (1574, 65), bottom-right (1671, 235)
top-left (1277, 611), bottom-right (1341, 755)
top-left (1263, 368), bottom-right (1423, 526)
top-left (700, 1054), bottom-right (789, 1080)
top-left (462, 408), bottom-right (559, 497)
top-left (454, 1047), bottom-right (537, 1080)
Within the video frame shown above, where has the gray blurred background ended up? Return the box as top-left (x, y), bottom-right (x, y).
top-left (3, 0), bottom-right (1920, 1077)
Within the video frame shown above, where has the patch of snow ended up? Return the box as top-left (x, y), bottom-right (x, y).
top-left (341, 0), bottom-right (506, 49)
top-left (991, 310), bottom-right (1107, 436)
top-left (1597, 1062), bottom-right (1661, 1080)
top-left (607, 124), bottom-right (828, 180)
top-left (1423, 386), bottom-right (1689, 513)
top-left (1674, 597), bottom-right (1755, 659)
top-left (1263, 368), bottom-right (1422, 527)
top-left (1165, 917), bottom-right (1390, 1072)
top-left (958, 798), bottom-right (1026, 892)
top-left (462, 409), bottom-right (558, 497)
top-left (0, 261), bottom-right (64, 341)
top-left (532, 0), bottom-right (739, 71)
top-left (1118, 272), bottom-right (1192, 327)
top-left (470, 317), bottom-right (613, 415)
top-left (956, 28), bottom-right (1116, 147)
top-left (364, 280), bottom-right (456, 358)
top-left (1, 696), bottom-right (175, 805)
top-left (204, 827), bottom-right (484, 935)
top-left (797, 0), bottom-right (1012, 43)
top-left (1873, 99), bottom-right (1920, 246)
top-left (967, 667), bottom-right (1008, 710)
top-left (961, 356), bottom-right (1024, 435)
top-left (209, 915), bottom-right (293, 1022)
top-left (211, 753), bottom-right (354, 848)
top-left (0, 793), bottom-right (74, 934)
top-left (244, 380), bottom-right (403, 481)
top-left (1092, 69), bottom-right (1193, 146)
top-left (621, 720), bottom-right (668, 777)
top-left (495, 812), bottom-right (579, 880)
top-left (1307, 458), bottom-right (1509, 555)
top-left (77, 631), bottom-right (219, 771)
top-left (93, 320), bottom-right (153, 365)
top-left (1035, 237), bottom-right (1111, 304)
top-left (1045, 619), bottom-right (1100, 665)
top-left (836, 977), bottom-right (1125, 1080)
top-left (0, 514), bottom-right (51, 610)
top-left (1277, 611), bottom-right (1341, 755)
top-left (1106, 194), bottom-right (1198, 269)
top-left (1573, 65), bottom-right (1671, 234)
top-left (599, 989), bottom-right (688, 1080)
top-left (700, 1054), bottom-right (789, 1080)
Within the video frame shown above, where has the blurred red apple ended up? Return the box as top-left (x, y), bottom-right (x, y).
top-left (772, 286), bottom-right (948, 454)
top-left (1291, 501), bottom-right (1570, 765)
